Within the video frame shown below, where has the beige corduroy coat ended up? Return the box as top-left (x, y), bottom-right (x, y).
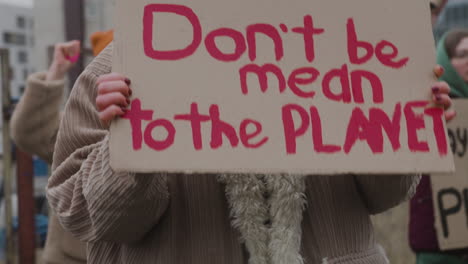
top-left (47, 43), bottom-right (421, 264)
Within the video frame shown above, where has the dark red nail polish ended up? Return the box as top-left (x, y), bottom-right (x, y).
top-left (126, 98), bottom-right (131, 105)
top-left (439, 66), bottom-right (445, 75)
top-left (432, 86), bottom-right (439, 93)
top-left (129, 88), bottom-right (133, 96)
top-left (125, 78), bottom-right (131, 85)
top-left (121, 107), bottom-right (128, 113)
top-left (436, 95), bottom-right (442, 101)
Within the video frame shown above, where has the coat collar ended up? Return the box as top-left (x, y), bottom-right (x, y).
top-left (218, 174), bottom-right (307, 264)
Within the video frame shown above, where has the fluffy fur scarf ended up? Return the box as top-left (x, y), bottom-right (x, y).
top-left (218, 174), bottom-right (307, 264)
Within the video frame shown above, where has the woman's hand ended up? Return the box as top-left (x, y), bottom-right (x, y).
top-left (46, 40), bottom-right (81, 81)
top-left (432, 65), bottom-right (456, 122)
top-left (96, 73), bottom-right (132, 124)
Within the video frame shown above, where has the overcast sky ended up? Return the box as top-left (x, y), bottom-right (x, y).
top-left (0, 0), bottom-right (33, 8)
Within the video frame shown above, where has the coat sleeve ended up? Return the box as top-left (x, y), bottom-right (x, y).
top-left (354, 174), bottom-right (421, 215)
top-left (46, 68), bottom-right (170, 243)
top-left (10, 72), bottom-right (63, 163)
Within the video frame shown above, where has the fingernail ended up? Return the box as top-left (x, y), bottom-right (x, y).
top-left (121, 107), bottom-right (128, 113)
top-left (432, 86), bottom-right (439, 93)
top-left (126, 98), bottom-right (131, 105)
top-left (125, 78), bottom-right (131, 85)
top-left (439, 66), bottom-right (445, 75)
top-left (67, 54), bottom-right (80, 63)
top-left (435, 66), bottom-right (445, 77)
top-left (436, 95), bottom-right (442, 101)
top-left (129, 88), bottom-right (133, 96)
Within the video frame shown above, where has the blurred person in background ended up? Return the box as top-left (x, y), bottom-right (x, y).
top-left (10, 40), bottom-right (87, 264)
top-left (10, 32), bottom-right (114, 263)
top-left (409, 28), bottom-right (468, 264)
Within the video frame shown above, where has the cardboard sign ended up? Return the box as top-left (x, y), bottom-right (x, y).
top-left (110, 0), bottom-right (455, 174)
top-left (432, 99), bottom-right (468, 250)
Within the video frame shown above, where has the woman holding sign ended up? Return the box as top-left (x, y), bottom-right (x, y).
top-left (44, 39), bottom-right (455, 264)
top-left (410, 28), bottom-right (468, 264)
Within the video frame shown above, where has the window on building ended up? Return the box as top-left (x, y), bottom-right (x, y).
top-left (19, 85), bottom-right (25, 95)
top-left (9, 67), bottom-right (14, 81)
top-left (17, 16), bottom-right (26, 29)
top-left (18, 51), bottom-right (28, 63)
top-left (16, 34), bottom-right (26, 45)
top-left (3, 32), bottom-right (13, 44)
top-left (3, 32), bottom-right (26, 45)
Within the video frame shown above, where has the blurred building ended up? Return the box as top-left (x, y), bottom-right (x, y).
top-left (0, 3), bottom-right (34, 98)
top-left (85, 0), bottom-right (114, 46)
top-left (32, 0), bottom-right (64, 71)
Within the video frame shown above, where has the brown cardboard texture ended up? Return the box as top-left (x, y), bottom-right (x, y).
top-left (433, 99), bottom-right (468, 250)
top-left (110, 0), bottom-right (455, 175)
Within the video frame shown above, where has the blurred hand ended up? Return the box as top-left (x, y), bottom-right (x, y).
top-left (46, 40), bottom-right (81, 81)
top-left (432, 0), bottom-right (447, 15)
top-left (432, 65), bottom-right (456, 122)
top-left (431, 0), bottom-right (448, 26)
top-left (96, 73), bottom-right (132, 125)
